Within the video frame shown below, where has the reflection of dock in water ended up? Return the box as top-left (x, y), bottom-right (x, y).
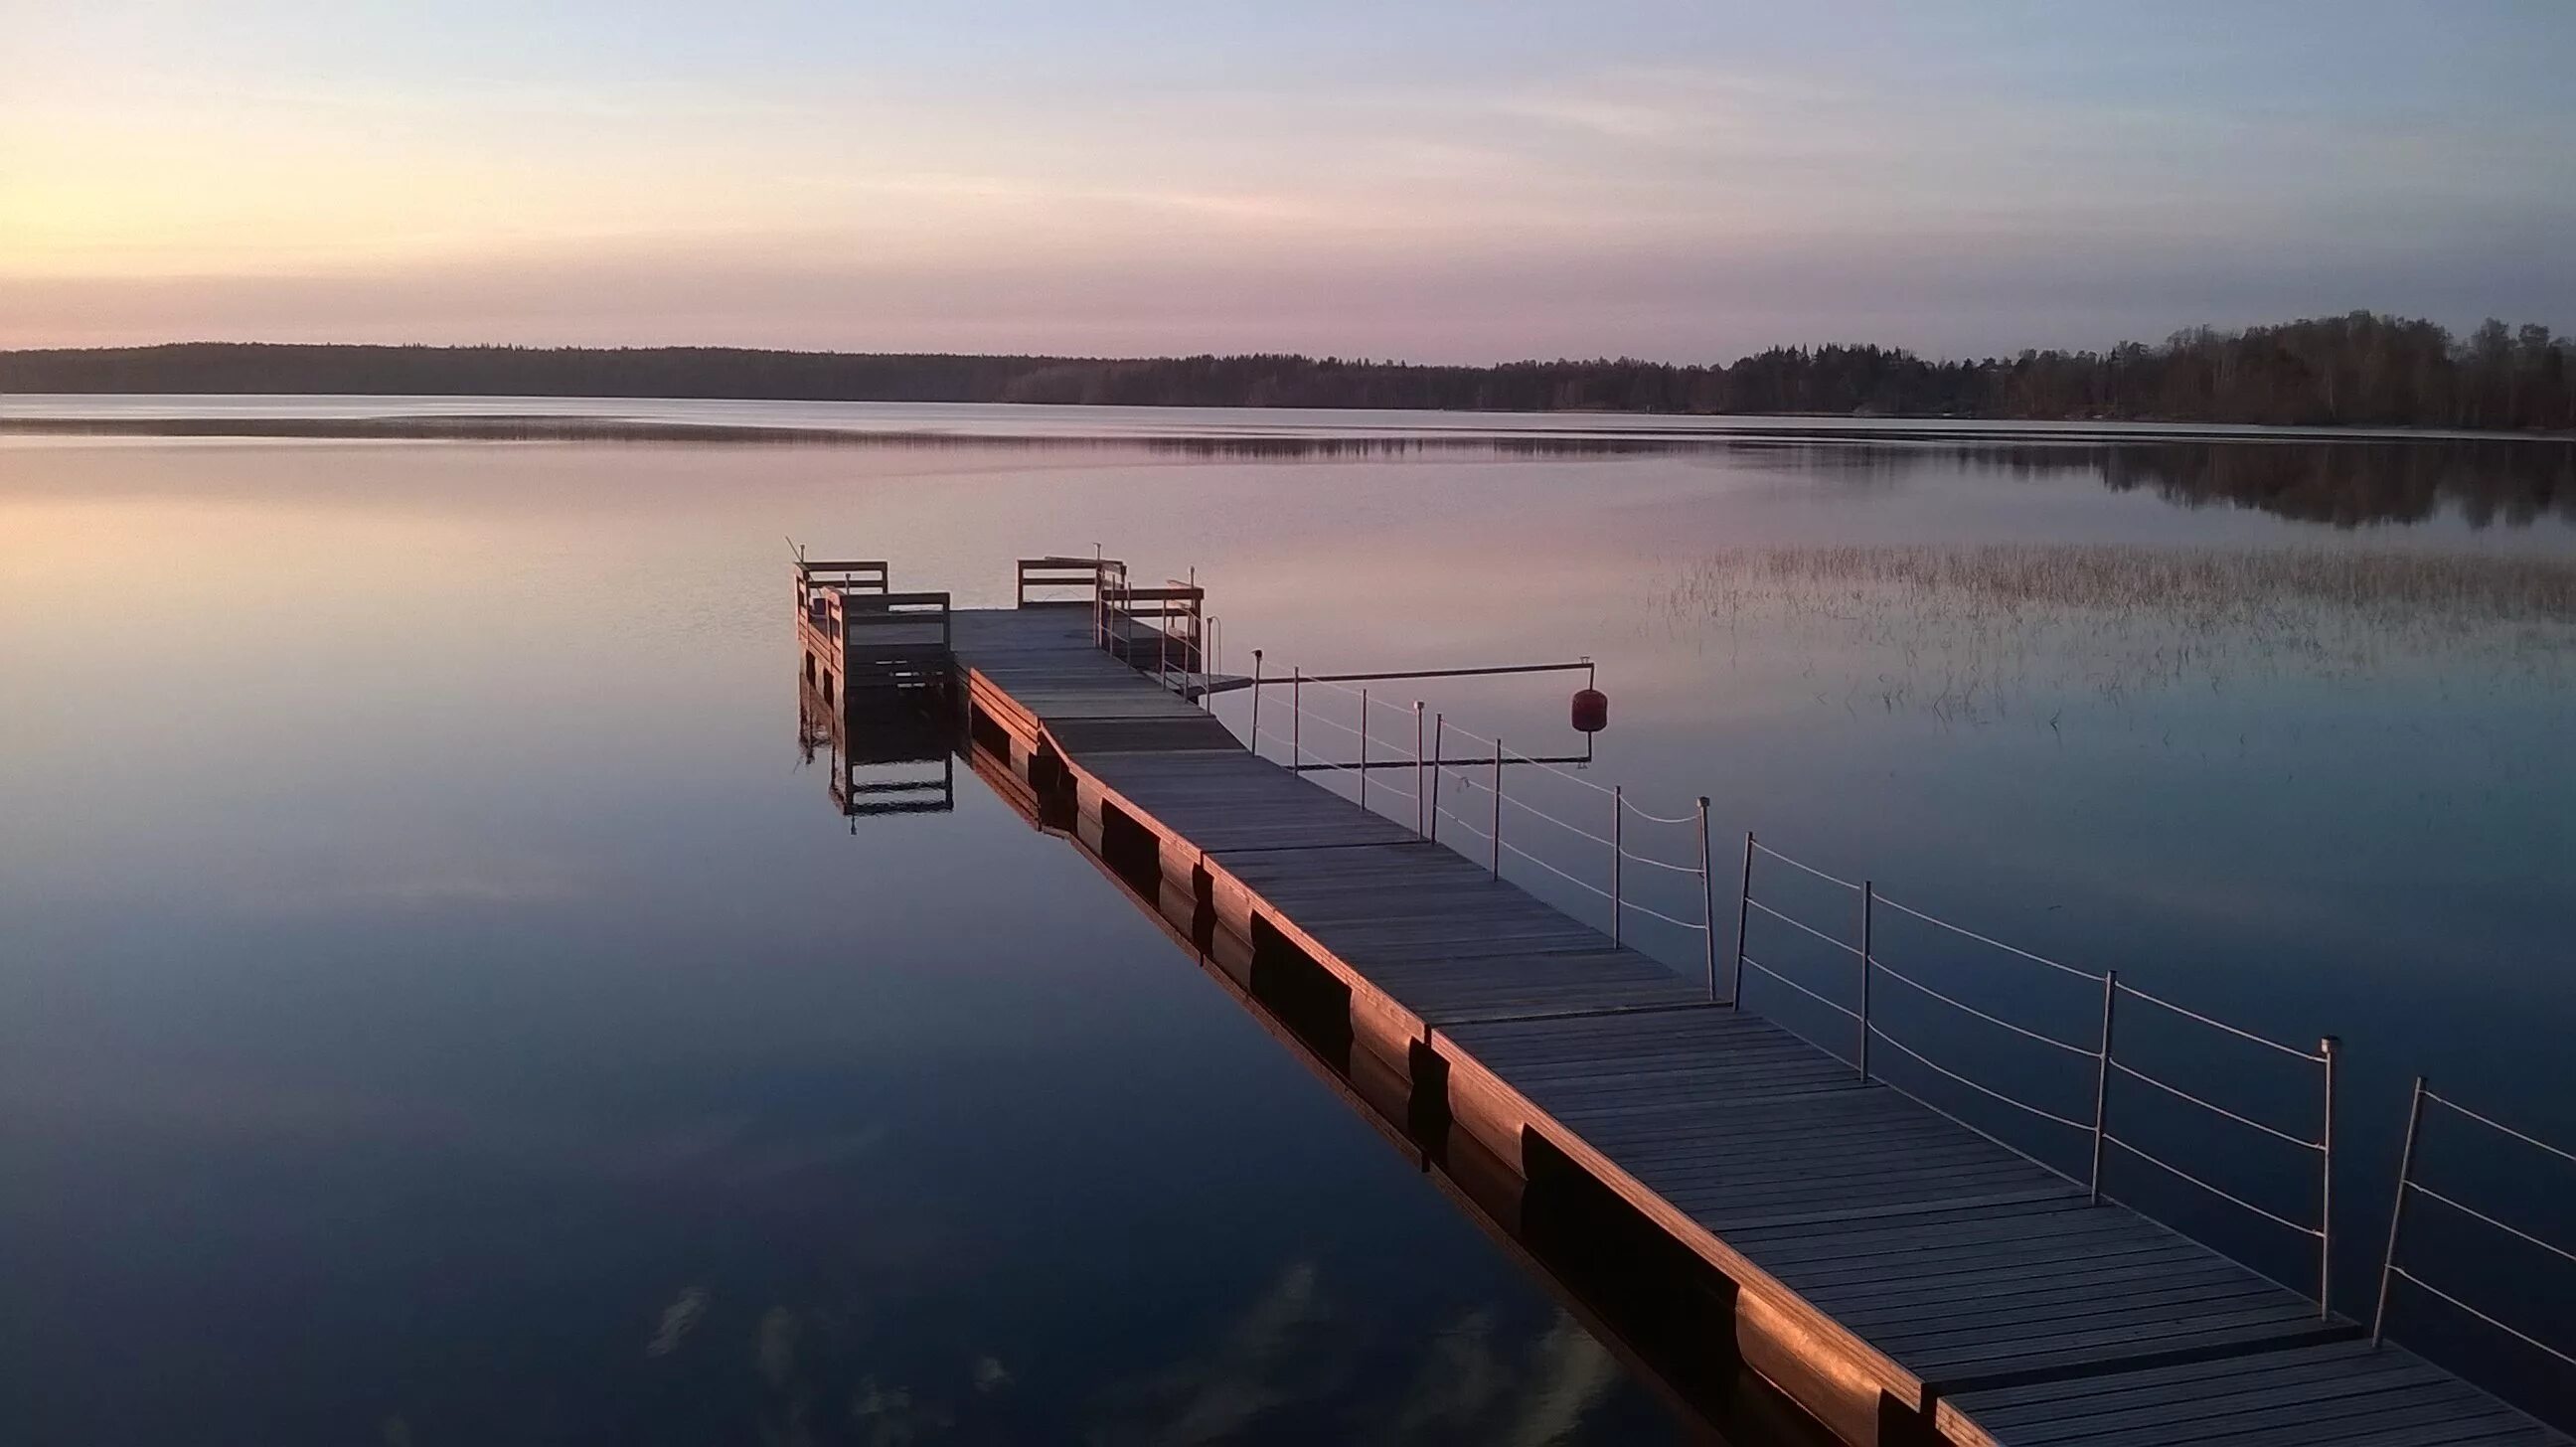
top-left (957, 739), bottom-right (1834, 1446)
top-left (796, 552), bottom-right (2572, 1447)
top-left (795, 559), bottom-right (955, 818)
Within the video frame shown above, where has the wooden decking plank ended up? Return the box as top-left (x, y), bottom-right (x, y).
top-left (1942, 1340), bottom-right (2565, 1446)
top-left (2075, 1385), bottom-right (2514, 1447)
top-left (1950, 1338), bottom-right (2395, 1414)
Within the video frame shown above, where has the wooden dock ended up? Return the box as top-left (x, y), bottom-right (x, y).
top-left (816, 562), bottom-right (2567, 1447)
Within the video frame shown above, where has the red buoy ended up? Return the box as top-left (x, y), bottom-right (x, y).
top-left (1571, 688), bottom-right (1608, 733)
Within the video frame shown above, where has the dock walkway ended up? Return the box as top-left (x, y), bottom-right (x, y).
top-left (942, 601), bottom-right (2562, 1447)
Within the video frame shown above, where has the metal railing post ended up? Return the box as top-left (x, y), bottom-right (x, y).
top-left (1247, 649), bottom-right (1263, 753)
top-left (1490, 740), bottom-right (1504, 876)
top-left (1611, 786), bottom-right (1624, 945)
top-left (1359, 688), bottom-right (1369, 811)
top-left (1429, 714), bottom-right (1445, 844)
top-left (2090, 970), bottom-right (2118, 1203)
top-left (1858, 882), bottom-right (1874, 1081)
top-left (1697, 798), bottom-right (1717, 1002)
top-left (2320, 1035), bottom-right (2339, 1318)
top-left (1412, 702), bottom-right (1426, 836)
top-left (1732, 831), bottom-right (1754, 1009)
top-left (1291, 667), bottom-right (1302, 766)
top-left (2372, 1075), bottom-right (2427, 1347)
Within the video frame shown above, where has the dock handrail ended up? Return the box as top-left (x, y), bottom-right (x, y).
top-left (2373, 1080), bottom-right (2576, 1377)
top-left (1019, 554), bottom-right (1121, 608)
top-left (1228, 620), bottom-right (2351, 1317)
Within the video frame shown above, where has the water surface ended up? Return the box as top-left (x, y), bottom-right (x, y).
top-left (2, 401), bottom-right (2570, 1439)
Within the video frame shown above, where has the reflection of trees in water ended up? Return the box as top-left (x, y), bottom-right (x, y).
top-left (11, 416), bottom-right (2570, 527)
top-left (2099, 442), bottom-right (2573, 529)
top-left (1662, 545), bottom-right (2576, 728)
top-left (1723, 438), bottom-right (2576, 530)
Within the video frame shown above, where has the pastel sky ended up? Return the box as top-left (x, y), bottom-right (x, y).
top-left (3, 1), bottom-right (2571, 360)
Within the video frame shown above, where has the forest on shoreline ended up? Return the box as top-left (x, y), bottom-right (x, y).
top-left (5, 312), bottom-right (2570, 431)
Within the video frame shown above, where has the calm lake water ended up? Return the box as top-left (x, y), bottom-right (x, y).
top-left (3, 400), bottom-right (2572, 1441)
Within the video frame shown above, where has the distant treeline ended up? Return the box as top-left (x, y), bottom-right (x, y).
top-left (5, 312), bottom-right (2571, 430)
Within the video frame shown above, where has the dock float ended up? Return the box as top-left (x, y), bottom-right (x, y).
top-left (801, 557), bottom-right (2571, 1447)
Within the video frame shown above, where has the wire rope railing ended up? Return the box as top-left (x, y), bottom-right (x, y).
top-left (1235, 645), bottom-right (1722, 987)
top-left (2372, 1080), bottom-right (2576, 1375)
top-left (1728, 831), bottom-right (2338, 1311)
top-left (1179, 611), bottom-right (2542, 1345)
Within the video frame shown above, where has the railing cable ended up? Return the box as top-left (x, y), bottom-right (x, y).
top-left (1867, 957), bottom-right (2100, 1056)
top-left (1870, 1026), bottom-right (2095, 1131)
top-left (1738, 954), bottom-right (1859, 1022)
top-left (1872, 893), bottom-right (2101, 982)
top-left (2385, 1268), bottom-right (2576, 1369)
top-left (1751, 841), bottom-right (1863, 892)
top-left (2114, 981), bottom-right (2324, 1060)
top-left (1744, 897), bottom-right (1863, 957)
top-left (2104, 1135), bottom-right (2322, 1236)
top-left (2407, 1184), bottom-right (2576, 1268)
top-left (2423, 1090), bottom-right (2576, 1167)
top-left (2107, 1059), bottom-right (2321, 1148)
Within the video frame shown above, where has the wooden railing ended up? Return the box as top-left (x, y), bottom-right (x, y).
top-left (1017, 555), bottom-right (1122, 607)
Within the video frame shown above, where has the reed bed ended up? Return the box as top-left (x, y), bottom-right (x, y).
top-left (1661, 545), bottom-right (2576, 724)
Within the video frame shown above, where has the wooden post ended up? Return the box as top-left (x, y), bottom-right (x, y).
top-left (2372, 1076), bottom-right (2427, 1346)
top-left (1412, 702), bottom-right (1426, 837)
top-left (1697, 798), bottom-right (1717, 1002)
top-left (1490, 740), bottom-right (1504, 877)
top-left (1611, 786), bottom-right (1624, 945)
top-left (2091, 970), bottom-right (2119, 1204)
top-left (2319, 1035), bottom-right (2339, 1318)
top-left (1247, 649), bottom-right (1263, 753)
top-left (1732, 831), bottom-right (1754, 1009)
top-left (1858, 882), bottom-right (1874, 1081)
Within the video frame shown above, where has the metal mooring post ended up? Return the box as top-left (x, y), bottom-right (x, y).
top-left (2090, 970), bottom-right (2119, 1203)
top-left (1291, 667), bottom-right (1302, 766)
top-left (2319, 1035), bottom-right (2340, 1318)
top-left (1732, 831), bottom-right (1754, 1009)
top-left (1857, 882), bottom-right (1875, 1081)
top-left (1247, 649), bottom-right (1263, 753)
top-left (1611, 786), bottom-right (1625, 945)
top-left (2371, 1075), bottom-right (2427, 1346)
top-left (1358, 688), bottom-right (1369, 812)
top-left (1412, 702), bottom-right (1426, 836)
top-left (1696, 798), bottom-right (1718, 1002)
top-left (1429, 715), bottom-right (1445, 844)
top-left (1490, 740), bottom-right (1504, 877)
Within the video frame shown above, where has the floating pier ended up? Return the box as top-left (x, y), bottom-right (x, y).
top-left (796, 554), bottom-right (2572, 1447)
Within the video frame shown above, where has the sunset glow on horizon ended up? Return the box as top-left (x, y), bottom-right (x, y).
top-left (5, 1), bottom-right (2571, 360)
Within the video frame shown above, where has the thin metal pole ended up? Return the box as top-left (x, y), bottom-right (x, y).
top-left (2372, 1076), bottom-right (2427, 1347)
top-left (1732, 831), bottom-right (1753, 1009)
top-left (1490, 740), bottom-right (1504, 876)
top-left (1857, 882), bottom-right (1874, 1081)
top-left (1412, 702), bottom-right (1426, 836)
top-left (2090, 970), bottom-right (2118, 1204)
top-left (1611, 786), bottom-right (1624, 945)
top-left (1291, 667), bottom-right (1302, 766)
top-left (1247, 649), bottom-right (1263, 753)
top-left (1359, 688), bottom-right (1369, 811)
top-left (1696, 798), bottom-right (1717, 1002)
top-left (1429, 715), bottom-right (1445, 844)
top-left (2319, 1035), bottom-right (2339, 1318)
